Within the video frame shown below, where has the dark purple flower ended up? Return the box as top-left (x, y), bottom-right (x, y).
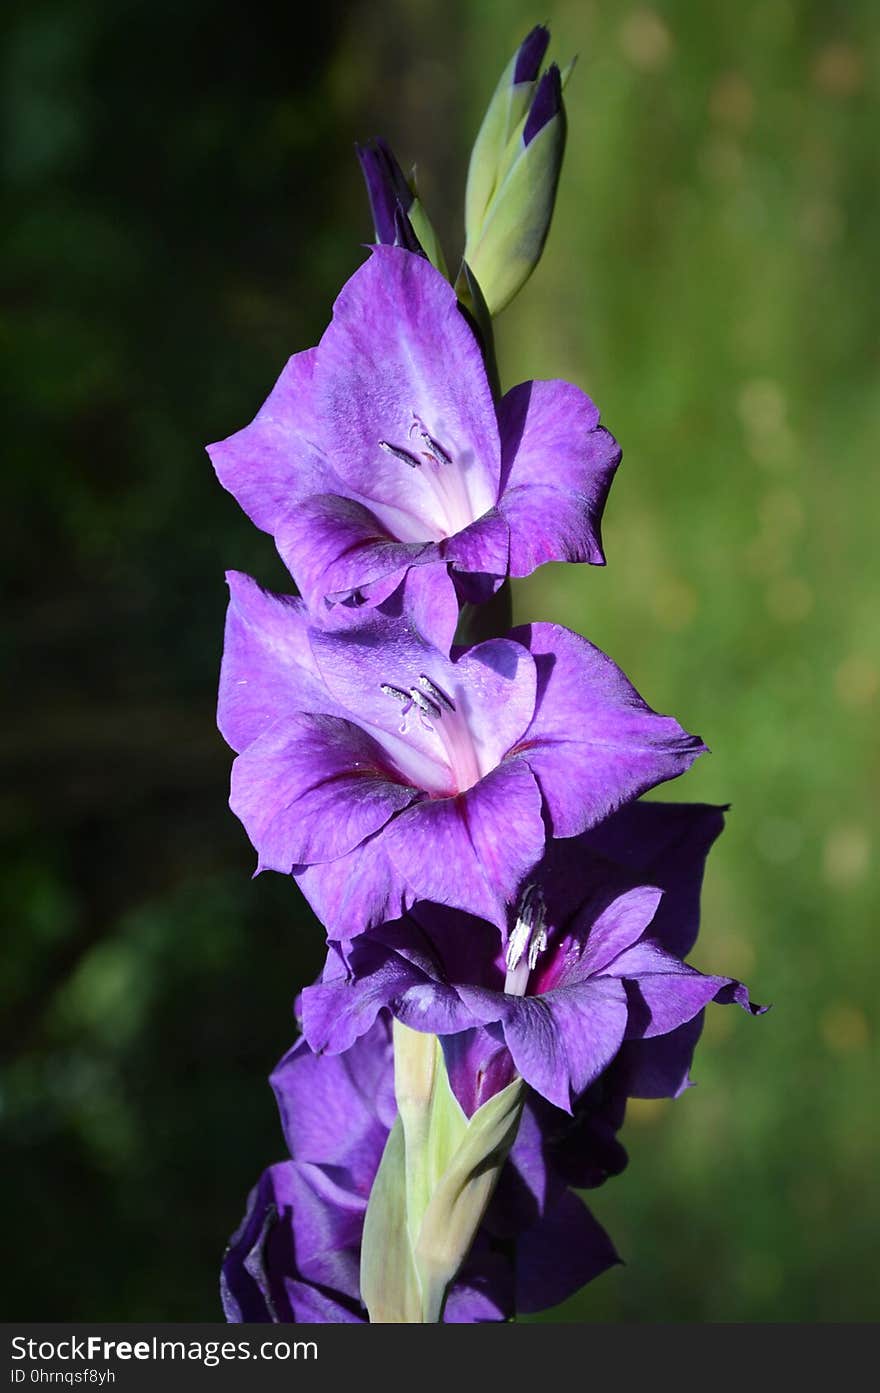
top-left (207, 246), bottom-right (621, 614)
top-left (301, 803), bottom-right (764, 1111)
top-left (222, 1014), bottom-right (618, 1322)
top-left (218, 568), bottom-right (706, 938)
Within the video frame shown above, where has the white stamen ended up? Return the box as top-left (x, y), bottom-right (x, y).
top-left (504, 884), bottom-right (548, 996)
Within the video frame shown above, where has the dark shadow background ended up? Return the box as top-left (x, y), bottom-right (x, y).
top-left (2, 0), bottom-right (876, 1320)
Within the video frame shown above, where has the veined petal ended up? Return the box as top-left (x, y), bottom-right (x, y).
top-left (441, 509), bottom-right (510, 579)
top-left (310, 609), bottom-right (536, 797)
top-left (270, 1021), bottom-right (396, 1192)
top-left (382, 759), bottom-right (546, 931)
top-left (301, 932), bottom-right (471, 1055)
top-left (229, 713), bottom-right (418, 873)
top-left (314, 247), bottom-right (501, 540)
top-left (293, 833), bottom-right (415, 940)
top-left (498, 379), bottom-right (621, 575)
top-left (610, 940), bottom-right (764, 1038)
top-left (460, 978), bottom-right (629, 1112)
top-left (208, 349), bottom-right (335, 535)
top-left (514, 623), bottom-right (707, 838)
top-left (275, 493), bottom-right (438, 613)
top-left (218, 571), bottom-right (337, 754)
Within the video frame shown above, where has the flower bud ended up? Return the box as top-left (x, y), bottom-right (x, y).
top-left (463, 45), bottom-right (572, 316)
top-left (464, 25), bottom-right (550, 237)
top-left (356, 137), bottom-right (448, 275)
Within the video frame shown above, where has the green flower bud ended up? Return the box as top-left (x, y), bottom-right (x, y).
top-left (462, 47), bottom-right (574, 316)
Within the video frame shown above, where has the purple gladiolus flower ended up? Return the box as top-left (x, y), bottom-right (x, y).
top-left (218, 568), bottom-right (706, 938)
top-left (207, 246), bottom-right (621, 614)
top-left (302, 802), bottom-right (764, 1112)
top-left (222, 1014), bottom-right (619, 1322)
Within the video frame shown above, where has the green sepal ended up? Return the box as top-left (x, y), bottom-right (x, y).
top-left (414, 1076), bottom-right (525, 1322)
top-left (408, 194), bottom-right (449, 278)
top-left (359, 1116), bottom-right (422, 1324)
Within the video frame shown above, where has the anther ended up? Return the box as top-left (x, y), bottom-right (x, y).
top-left (378, 440), bottom-right (422, 469)
top-left (527, 927), bottom-right (548, 971)
top-left (380, 683), bottom-right (411, 706)
top-left (418, 674), bottom-right (455, 712)
top-left (409, 688), bottom-right (442, 721)
top-left (409, 415), bottom-right (453, 465)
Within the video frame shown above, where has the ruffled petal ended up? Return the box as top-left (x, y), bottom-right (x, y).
top-left (276, 492), bottom-right (439, 613)
top-left (514, 623), bottom-right (708, 838)
top-left (229, 713), bottom-right (418, 873)
top-left (270, 1021), bottom-right (395, 1192)
top-left (293, 834), bottom-right (415, 940)
top-left (610, 940), bottom-right (765, 1039)
top-left (218, 571), bottom-right (334, 754)
top-left (301, 930), bottom-right (472, 1055)
top-left (208, 349), bottom-right (336, 535)
top-left (382, 759), bottom-right (546, 931)
top-left (498, 379), bottom-right (621, 575)
top-left (460, 977), bottom-right (629, 1112)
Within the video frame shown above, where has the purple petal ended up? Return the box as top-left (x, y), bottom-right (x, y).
top-left (382, 759), bottom-right (546, 931)
top-left (441, 507), bottom-right (510, 579)
top-left (514, 25), bottom-right (551, 85)
top-left (301, 931), bottom-right (471, 1055)
top-left (441, 1027), bottom-right (518, 1119)
top-left (293, 833), bottom-right (415, 940)
top-left (313, 247), bottom-right (500, 541)
top-left (523, 64), bottom-right (563, 146)
top-left (515, 1189), bottom-right (620, 1314)
top-left (616, 1014), bottom-right (705, 1099)
top-left (281, 1162), bottom-right (365, 1299)
top-left (208, 349), bottom-right (335, 537)
top-left (356, 137), bottom-right (413, 245)
top-left (222, 1164), bottom-right (294, 1323)
top-left (582, 801), bottom-right (726, 958)
top-left (514, 623), bottom-right (708, 838)
top-left (218, 571), bottom-right (336, 754)
top-left (230, 713), bottom-right (418, 873)
top-left (445, 1241), bottom-right (514, 1323)
top-left (310, 613), bottom-right (535, 799)
top-left (610, 940), bottom-right (765, 1038)
top-left (578, 885), bottom-right (663, 976)
top-left (461, 977), bottom-right (629, 1112)
top-left (275, 492), bottom-right (439, 613)
top-left (271, 1021), bottom-right (395, 1194)
top-left (283, 1282), bottom-right (364, 1323)
top-left (498, 380), bottom-right (621, 575)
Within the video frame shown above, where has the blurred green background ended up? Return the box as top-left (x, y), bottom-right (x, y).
top-left (2, 0), bottom-right (876, 1321)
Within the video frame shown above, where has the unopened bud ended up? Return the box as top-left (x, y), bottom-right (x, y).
top-left (462, 40), bottom-right (573, 316)
top-left (356, 138), bottom-right (448, 275)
